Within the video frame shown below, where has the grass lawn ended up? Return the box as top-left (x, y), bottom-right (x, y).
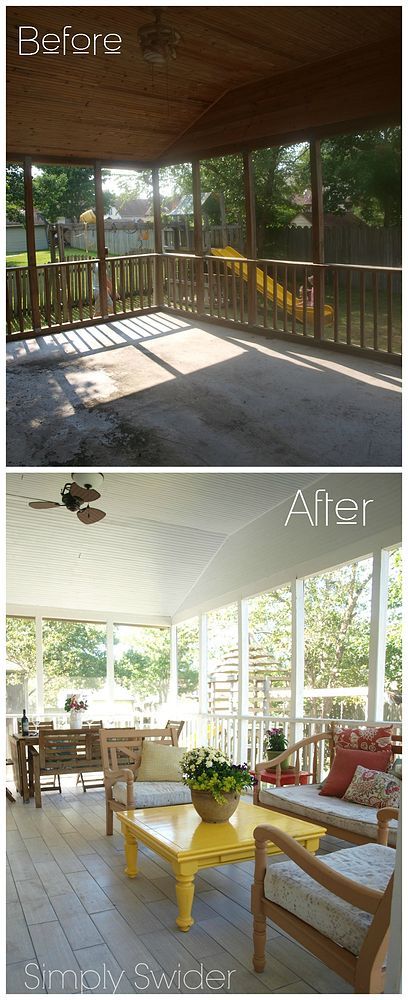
top-left (6, 247), bottom-right (97, 267)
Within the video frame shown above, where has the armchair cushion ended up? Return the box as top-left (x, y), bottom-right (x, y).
top-left (264, 843), bottom-right (395, 956)
top-left (112, 779), bottom-right (191, 808)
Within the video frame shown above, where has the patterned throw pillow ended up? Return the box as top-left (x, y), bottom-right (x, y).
top-left (333, 725), bottom-right (393, 753)
top-left (319, 747), bottom-right (391, 798)
top-left (343, 765), bottom-right (401, 808)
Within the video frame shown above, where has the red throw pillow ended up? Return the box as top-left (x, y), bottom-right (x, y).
top-left (319, 747), bottom-right (391, 798)
top-left (333, 725), bottom-right (393, 753)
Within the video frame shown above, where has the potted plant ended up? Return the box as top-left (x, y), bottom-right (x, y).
top-left (264, 727), bottom-right (290, 770)
top-left (64, 694), bottom-right (88, 730)
top-left (180, 747), bottom-right (254, 823)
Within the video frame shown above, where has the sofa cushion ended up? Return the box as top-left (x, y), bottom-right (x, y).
top-left (112, 780), bottom-right (192, 808)
top-left (344, 766), bottom-right (401, 809)
top-left (264, 842), bottom-right (395, 956)
top-left (333, 724), bottom-right (393, 752)
top-left (136, 741), bottom-right (186, 781)
top-left (258, 783), bottom-right (397, 846)
top-left (320, 747), bottom-right (391, 797)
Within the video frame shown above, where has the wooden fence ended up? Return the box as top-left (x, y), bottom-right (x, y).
top-left (6, 252), bottom-right (402, 359)
top-left (265, 225), bottom-right (402, 274)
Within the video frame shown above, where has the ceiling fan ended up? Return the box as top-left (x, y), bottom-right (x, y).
top-left (9, 473), bottom-right (106, 525)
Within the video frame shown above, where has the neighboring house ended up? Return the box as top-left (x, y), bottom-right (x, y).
top-left (6, 220), bottom-right (48, 256)
top-left (289, 210), bottom-right (367, 228)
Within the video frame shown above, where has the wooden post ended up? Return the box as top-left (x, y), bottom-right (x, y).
top-left (237, 599), bottom-right (249, 763)
top-left (192, 159), bottom-right (204, 314)
top-left (94, 161), bottom-right (108, 318)
top-left (152, 167), bottom-right (164, 307)
top-left (243, 151), bottom-right (257, 326)
top-left (310, 139), bottom-right (325, 341)
top-left (23, 157), bottom-right (41, 332)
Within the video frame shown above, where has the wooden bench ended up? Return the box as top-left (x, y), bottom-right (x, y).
top-left (254, 725), bottom-right (401, 846)
top-left (30, 729), bottom-right (103, 807)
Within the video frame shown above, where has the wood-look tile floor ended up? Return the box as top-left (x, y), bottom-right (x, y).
top-left (6, 780), bottom-right (353, 994)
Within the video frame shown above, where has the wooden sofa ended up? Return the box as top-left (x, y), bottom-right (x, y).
top-left (100, 724), bottom-right (190, 834)
top-left (252, 807), bottom-right (398, 993)
top-left (29, 729), bottom-right (103, 807)
top-left (254, 726), bottom-right (401, 846)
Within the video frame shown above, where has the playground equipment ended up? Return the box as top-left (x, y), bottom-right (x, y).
top-left (211, 246), bottom-right (333, 326)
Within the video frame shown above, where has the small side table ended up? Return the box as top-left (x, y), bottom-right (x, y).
top-left (251, 766), bottom-right (312, 805)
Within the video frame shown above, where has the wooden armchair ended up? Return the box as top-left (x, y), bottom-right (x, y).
top-left (30, 729), bottom-right (102, 807)
top-left (252, 808), bottom-right (398, 994)
top-left (100, 725), bottom-right (181, 834)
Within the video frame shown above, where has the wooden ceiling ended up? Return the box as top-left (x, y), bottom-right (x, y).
top-left (7, 7), bottom-right (401, 166)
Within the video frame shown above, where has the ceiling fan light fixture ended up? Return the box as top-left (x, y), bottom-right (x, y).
top-left (138, 11), bottom-right (182, 65)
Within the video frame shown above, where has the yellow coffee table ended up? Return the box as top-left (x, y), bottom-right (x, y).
top-left (119, 800), bottom-right (326, 932)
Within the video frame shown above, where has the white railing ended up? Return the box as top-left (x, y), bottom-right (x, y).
top-left (179, 714), bottom-right (402, 773)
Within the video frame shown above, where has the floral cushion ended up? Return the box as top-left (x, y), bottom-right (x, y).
top-left (343, 766), bottom-right (401, 808)
top-left (333, 724), bottom-right (393, 752)
top-left (264, 843), bottom-right (395, 956)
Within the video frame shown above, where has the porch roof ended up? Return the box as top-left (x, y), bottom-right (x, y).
top-left (7, 7), bottom-right (401, 166)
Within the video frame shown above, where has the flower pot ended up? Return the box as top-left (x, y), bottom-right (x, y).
top-left (69, 710), bottom-right (83, 730)
top-left (266, 750), bottom-right (289, 771)
top-left (191, 789), bottom-right (240, 823)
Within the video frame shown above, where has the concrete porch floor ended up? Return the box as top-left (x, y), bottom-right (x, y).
top-left (7, 312), bottom-right (402, 467)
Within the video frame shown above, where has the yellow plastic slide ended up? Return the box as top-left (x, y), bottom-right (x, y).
top-left (211, 246), bottom-right (333, 326)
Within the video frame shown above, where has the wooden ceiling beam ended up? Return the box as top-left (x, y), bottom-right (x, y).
top-left (159, 38), bottom-right (401, 166)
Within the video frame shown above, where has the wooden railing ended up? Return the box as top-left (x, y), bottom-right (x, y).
top-left (6, 252), bottom-right (402, 359)
top-left (6, 253), bottom-right (155, 337)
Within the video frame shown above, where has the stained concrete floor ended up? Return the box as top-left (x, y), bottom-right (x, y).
top-left (7, 311), bottom-right (402, 467)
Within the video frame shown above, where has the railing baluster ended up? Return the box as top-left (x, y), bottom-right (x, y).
top-left (346, 269), bottom-right (352, 345)
top-left (283, 265), bottom-right (288, 332)
top-left (6, 274), bottom-right (12, 336)
top-left (224, 261), bottom-right (229, 320)
top-left (119, 258), bottom-right (126, 313)
top-left (273, 263), bottom-right (278, 331)
top-left (147, 257), bottom-right (153, 308)
top-left (302, 266), bottom-right (307, 336)
top-left (231, 259), bottom-right (237, 322)
top-left (15, 270), bottom-right (24, 333)
top-left (263, 264), bottom-right (267, 328)
top-left (209, 259), bottom-right (214, 316)
top-left (333, 268), bottom-right (339, 342)
top-left (372, 270), bottom-right (379, 351)
top-left (77, 263), bottom-right (83, 322)
top-left (359, 269), bottom-right (366, 348)
top-left (239, 261), bottom-right (244, 325)
top-left (291, 265), bottom-right (297, 335)
top-left (65, 264), bottom-right (73, 324)
top-left (387, 272), bottom-right (393, 353)
top-left (44, 267), bottom-right (51, 328)
top-left (87, 261), bottom-right (93, 319)
top-left (216, 259), bottom-right (221, 319)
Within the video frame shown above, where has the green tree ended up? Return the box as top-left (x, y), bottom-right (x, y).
top-left (6, 164), bottom-right (25, 222)
top-left (32, 166), bottom-right (113, 222)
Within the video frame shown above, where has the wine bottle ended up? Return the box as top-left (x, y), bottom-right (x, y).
top-left (21, 709), bottom-right (29, 737)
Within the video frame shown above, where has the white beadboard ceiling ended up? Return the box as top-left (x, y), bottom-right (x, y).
top-left (7, 472), bottom-right (322, 618)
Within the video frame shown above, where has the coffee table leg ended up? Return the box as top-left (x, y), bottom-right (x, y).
top-left (123, 826), bottom-right (138, 877)
top-left (174, 869), bottom-right (195, 932)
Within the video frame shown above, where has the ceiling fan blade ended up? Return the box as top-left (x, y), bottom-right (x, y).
top-left (29, 501), bottom-right (62, 510)
top-left (77, 506), bottom-right (106, 525)
top-left (70, 483), bottom-right (101, 503)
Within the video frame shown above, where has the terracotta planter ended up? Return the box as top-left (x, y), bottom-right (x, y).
top-left (266, 749), bottom-right (289, 771)
top-left (191, 789), bottom-right (240, 823)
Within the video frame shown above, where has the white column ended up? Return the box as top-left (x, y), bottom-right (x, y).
top-left (106, 619), bottom-right (115, 715)
top-left (168, 624), bottom-right (178, 714)
top-left (290, 579), bottom-right (304, 745)
top-left (35, 614), bottom-right (44, 717)
top-left (237, 599), bottom-right (249, 763)
top-left (367, 548), bottom-right (390, 722)
top-left (198, 613), bottom-right (208, 715)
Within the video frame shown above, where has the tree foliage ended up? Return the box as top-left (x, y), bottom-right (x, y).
top-left (6, 165), bottom-right (115, 225)
top-left (6, 165), bottom-right (25, 223)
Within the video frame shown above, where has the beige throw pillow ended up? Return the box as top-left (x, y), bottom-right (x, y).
top-left (136, 741), bottom-right (185, 782)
